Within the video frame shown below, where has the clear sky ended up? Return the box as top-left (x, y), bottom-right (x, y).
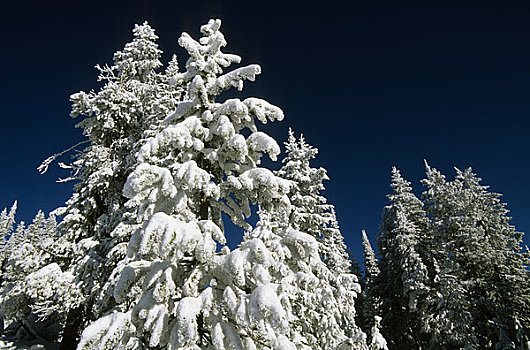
top-left (1, 1), bottom-right (530, 263)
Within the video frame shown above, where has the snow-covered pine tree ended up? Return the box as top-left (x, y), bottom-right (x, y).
top-left (0, 201), bottom-right (18, 278)
top-left (75, 19), bottom-right (315, 349)
top-left (376, 167), bottom-right (431, 349)
top-left (2, 221), bottom-right (26, 269)
top-left (276, 129), bottom-right (351, 274)
top-left (213, 211), bottom-right (368, 350)
top-left (38, 22), bottom-right (183, 348)
top-left (0, 201), bottom-right (17, 241)
top-left (421, 163), bottom-right (477, 349)
top-left (362, 230), bottom-right (379, 293)
top-left (1, 211), bottom-right (57, 286)
top-left (0, 201), bottom-right (17, 334)
top-left (0, 209), bottom-right (69, 345)
top-left (359, 230), bottom-right (385, 346)
top-left (349, 250), bottom-right (363, 280)
top-left (266, 130), bottom-right (367, 349)
top-left (423, 163), bottom-right (530, 349)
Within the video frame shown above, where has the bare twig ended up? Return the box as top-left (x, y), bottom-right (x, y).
top-left (37, 140), bottom-right (89, 175)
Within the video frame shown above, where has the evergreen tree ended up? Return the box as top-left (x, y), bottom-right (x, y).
top-left (213, 213), bottom-right (368, 350)
top-left (272, 130), bottom-right (367, 348)
top-left (349, 250), bottom-right (363, 281)
top-left (39, 22), bottom-right (183, 348)
top-left (376, 167), bottom-right (431, 349)
top-left (0, 220), bottom-right (25, 296)
top-left (362, 230), bottom-right (379, 289)
top-left (360, 230), bottom-right (386, 349)
top-left (75, 19), bottom-right (317, 349)
top-left (0, 201), bottom-right (18, 280)
top-left (276, 130), bottom-right (351, 273)
top-left (0, 201), bottom-right (17, 241)
top-left (1, 211), bottom-right (57, 284)
top-left (0, 210), bottom-right (68, 346)
top-left (421, 163), bottom-right (478, 348)
top-left (422, 163), bottom-right (530, 349)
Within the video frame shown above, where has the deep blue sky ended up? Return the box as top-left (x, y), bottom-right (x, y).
top-left (1, 1), bottom-right (530, 263)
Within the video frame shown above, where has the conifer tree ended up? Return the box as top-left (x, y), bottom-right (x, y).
top-left (39, 22), bottom-right (183, 348)
top-left (0, 209), bottom-right (68, 345)
top-left (421, 163), bottom-right (478, 348)
top-left (362, 230), bottom-right (380, 289)
top-left (270, 131), bottom-right (367, 348)
top-left (215, 212), bottom-right (368, 350)
top-left (0, 201), bottom-right (18, 280)
top-left (75, 19), bottom-right (316, 349)
top-left (376, 167), bottom-right (431, 349)
top-left (1, 211), bottom-right (57, 285)
top-left (0, 201), bottom-right (17, 241)
top-left (359, 230), bottom-right (382, 341)
top-left (422, 163), bottom-right (530, 348)
top-left (349, 250), bottom-right (363, 280)
top-left (0, 220), bottom-right (25, 298)
top-left (425, 165), bottom-right (530, 348)
top-left (0, 18), bottom-right (376, 349)
top-left (70, 18), bottom-right (374, 350)
top-left (276, 130), bottom-right (351, 274)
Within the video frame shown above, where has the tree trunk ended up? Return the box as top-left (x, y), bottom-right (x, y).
top-left (60, 306), bottom-right (84, 350)
top-left (199, 195), bottom-right (209, 220)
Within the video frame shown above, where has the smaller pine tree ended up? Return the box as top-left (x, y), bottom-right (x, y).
top-left (376, 167), bottom-right (431, 349)
top-left (0, 201), bottom-right (18, 279)
top-left (276, 129), bottom-right (351, 273)
top-left (274, 130), bottom-right (368, 349)
top-left (0, 201), bottom-right (17, 240)
top-left (359, 230), bottom-right (386, 349)
top-left (0, 209), bottom-right (70, 345)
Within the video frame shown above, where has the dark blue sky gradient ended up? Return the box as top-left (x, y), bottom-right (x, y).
top-left (1, 1), bottom-right (530, 263)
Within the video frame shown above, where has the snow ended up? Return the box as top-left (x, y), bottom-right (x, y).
top-left (198, 219), bottom-right (225, 245)
top-left (77, 312), bottom-right (132, 350)
top-left (282, 229), bottom-right (319, 260)
top-left (211, 115), bottom-right (235, 139)
top-left (211, 65), bottom-right (261, 94)
top-left (214, 99), bottom-right (249, 123)
top-left (142, 116), bottom-right (208, 159)
top-left (212, 322), bottom-right (244, 350)
top-left (174, 160), bottom-right (214, 195)
top-left (247, 131), bottom-right (281, 161)
top-left (244, 98), bottom-right (285, 123)
top-left (238, 168), bottom-right (291, 195)
top-left (272, 335), bottom-right (297, 350)
top-left (123, 163), bottom-right (176, 199)
top-left (171, 296), bottom-right (202, 347)
top-left (130, 212), bottom-right (206, 260)
top-left (24, 263), bottom-right (73, 302)
top-left (249, 284), bottom-right (288, 333)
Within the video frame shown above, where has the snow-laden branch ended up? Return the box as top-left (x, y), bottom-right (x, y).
top-left (37, 140), bottom-right (89, 174)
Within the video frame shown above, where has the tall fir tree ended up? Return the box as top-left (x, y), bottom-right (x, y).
top-left (376, 167), bottom-right (431, 349)
top-left (74, 19), bottom-right (342, 349)
top-left (360, 230), bottom-right (387, 349)
top-left (421, 163), bottom-right (478, 348)
top-left (349, 250), bottom-right (363, 280)
top-left (422, 162), bottom-right (530, 349)
top-left (39, 22), bottom-right (184, 348)
top-left (362, 230), bottom-right (379, 287)
top-left (272, 130), bottom-right (368, 348)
